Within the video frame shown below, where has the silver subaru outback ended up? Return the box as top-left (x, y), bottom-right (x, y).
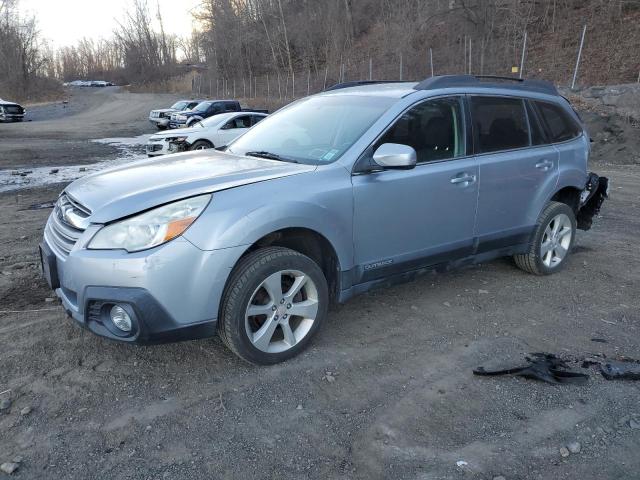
top-left (40, 75), bottom-right (608, 365)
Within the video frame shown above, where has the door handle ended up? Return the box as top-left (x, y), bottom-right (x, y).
top-left (450, 173), bottom-right (476, 185)
top-left (535, 159), bottom-right (553, 170)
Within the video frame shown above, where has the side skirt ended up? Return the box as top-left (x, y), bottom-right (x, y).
top-left (338, 242), bottom-right (530, 304)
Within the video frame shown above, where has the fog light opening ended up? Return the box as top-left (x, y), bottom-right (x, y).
top-left (110, 305), bottom-right (132, 332)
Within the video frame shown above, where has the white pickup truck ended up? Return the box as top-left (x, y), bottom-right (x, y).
top-left (149, 100), bottom-right (202, 129)
top-left (0, 99), bottom-right (25, 122)
top-left (145, 111), bottom-right (268, 156)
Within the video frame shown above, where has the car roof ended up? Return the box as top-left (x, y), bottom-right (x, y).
top-left (318, 75), bottom-right (560, 100)
top-left (318, 82), bottom-right (418, 99)
top-left (211, 111), bottom-right (266, 122)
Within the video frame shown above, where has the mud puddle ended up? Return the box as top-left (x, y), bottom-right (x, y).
top-left (0, 135), bottom-right (151, 193)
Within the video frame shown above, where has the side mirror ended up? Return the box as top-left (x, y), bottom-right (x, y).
top-left (372, 143), bottom-right (417, 170)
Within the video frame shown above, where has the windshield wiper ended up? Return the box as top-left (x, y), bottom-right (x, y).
top-left (245, 151), bottom-right (299, 163)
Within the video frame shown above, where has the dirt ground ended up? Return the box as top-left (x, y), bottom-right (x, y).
top-left (0, 87), bottom-right (639, 480)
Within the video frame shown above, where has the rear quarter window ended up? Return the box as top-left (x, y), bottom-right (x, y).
top-left (534, 101), bottom-right (582, 143)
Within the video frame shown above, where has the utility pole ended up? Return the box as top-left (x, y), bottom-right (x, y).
top-left (571, 25), bottom-right (587, 89)
top-left (429, 48), bottom-right (434, 77)
top-left (519, 31), bottom-right (528, 79)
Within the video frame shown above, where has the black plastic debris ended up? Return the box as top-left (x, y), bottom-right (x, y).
top-left (577, 173), bottom-right (609, 230)
top-left (473, 353), bottom-right (589, 385)
top-left (600, 361), bottom-right (640, 380)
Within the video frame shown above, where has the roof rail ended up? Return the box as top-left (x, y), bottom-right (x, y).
top-left (414, 75), bottom-right (558, 96)
top-left (324, 80), bottom-right (407, 91)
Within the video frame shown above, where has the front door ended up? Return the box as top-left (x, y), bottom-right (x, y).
top-left (219, 115), bottom-right (252, 145)
top-left (352, 96), bottom-right (479, 283)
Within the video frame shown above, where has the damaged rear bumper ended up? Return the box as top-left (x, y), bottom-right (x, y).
top-left (577, 172), bottom-right (609, 230)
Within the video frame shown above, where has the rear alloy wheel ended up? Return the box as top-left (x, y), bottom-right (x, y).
top-left (191, 140), bottom-right (213, 151)
top-left (218, 247), bottom-right (328, 365)
top-left (514, 201), bottom-right (577, 275)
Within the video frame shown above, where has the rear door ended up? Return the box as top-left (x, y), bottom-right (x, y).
top-left (470, 95), bottom-right (559, 251)
top-left (352, 96), bottom-right (479, 283)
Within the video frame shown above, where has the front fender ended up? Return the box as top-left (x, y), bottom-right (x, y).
top-left (183, 168), bottom-right (354, 271)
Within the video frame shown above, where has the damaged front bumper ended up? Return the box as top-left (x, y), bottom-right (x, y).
top-left (167, 141), bottom-right (189, 154)
top-left (577, 172), bottom-right (609, 230)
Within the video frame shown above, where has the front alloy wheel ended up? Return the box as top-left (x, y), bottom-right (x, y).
top-left (245, 269), bottom-right (319, 353)
top-left (219, 247), bottom-right (328, 364)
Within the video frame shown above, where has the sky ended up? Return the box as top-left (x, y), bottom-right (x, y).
top-left (20, 0), bottom-right (202, 48)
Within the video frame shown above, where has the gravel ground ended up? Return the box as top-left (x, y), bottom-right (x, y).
top-left (0, 88), bottom-right (639, 480)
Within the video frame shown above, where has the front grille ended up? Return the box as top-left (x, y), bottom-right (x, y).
top-left (45, 194), bottom-right (90, 257)
top-left (146, 144), bottom-right (163, 152)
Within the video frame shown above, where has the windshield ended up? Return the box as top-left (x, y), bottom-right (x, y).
top-left (193, 101), bottom-right (212, 113)
top-left (171, 101), bottom-right (189, 110)
top-left (227, 95), bottom-right (395, 165)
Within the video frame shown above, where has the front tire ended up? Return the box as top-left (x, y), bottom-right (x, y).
top-left (218, 247), bottom-right (328, 365)
top-left (514, 201), bottom-right (577, 275)
top-left (190, 140), bottom-right (213, 151)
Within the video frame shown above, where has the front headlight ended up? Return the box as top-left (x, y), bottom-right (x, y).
top-left (88, 194), bottom-right (211, 252)
top-left (177, 115), bottom-right (187, 121)
top-left (167, 136), bottom-right (188, 142)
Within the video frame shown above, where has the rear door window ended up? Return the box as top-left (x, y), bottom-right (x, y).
top-left (534, 101), bottom-right (582, 143)
top-left (251, 115), bottom-right (266, 126)
top-left (210, 102), bottom-right (223, 114)
top-left (471, 96), bottom-right (530, 153)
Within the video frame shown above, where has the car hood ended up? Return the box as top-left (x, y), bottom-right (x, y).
top-left (150, 126), bottom-right (201, 139)
top-left (174, 110), bottom-right (201, 117)
top-left (151, 108), bottom-right (177, 114)
top-left (65, 150), bottom-right (316, 223)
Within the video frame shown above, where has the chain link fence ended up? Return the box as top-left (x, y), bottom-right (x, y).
top-left (191, 22), bottom-right (640, 104)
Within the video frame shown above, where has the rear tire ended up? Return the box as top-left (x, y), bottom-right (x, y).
top-left (218, 247), bottom-right (328, 365)
top-left (514, 201), bottom-right (576, 275)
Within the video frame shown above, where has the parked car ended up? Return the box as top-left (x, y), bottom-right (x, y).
top-left (40, 75), bottom-right (608, 365)
top-left (0, 99), bottom-right (25, 122)
top-left (146, 111), bottom-right (267, 156)
top-left (149, 100), bottom-right (203, 129)
top-left (65, 80), bottom-right (113, 87)
top-left (168, 99), bottom-right (268, 128)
